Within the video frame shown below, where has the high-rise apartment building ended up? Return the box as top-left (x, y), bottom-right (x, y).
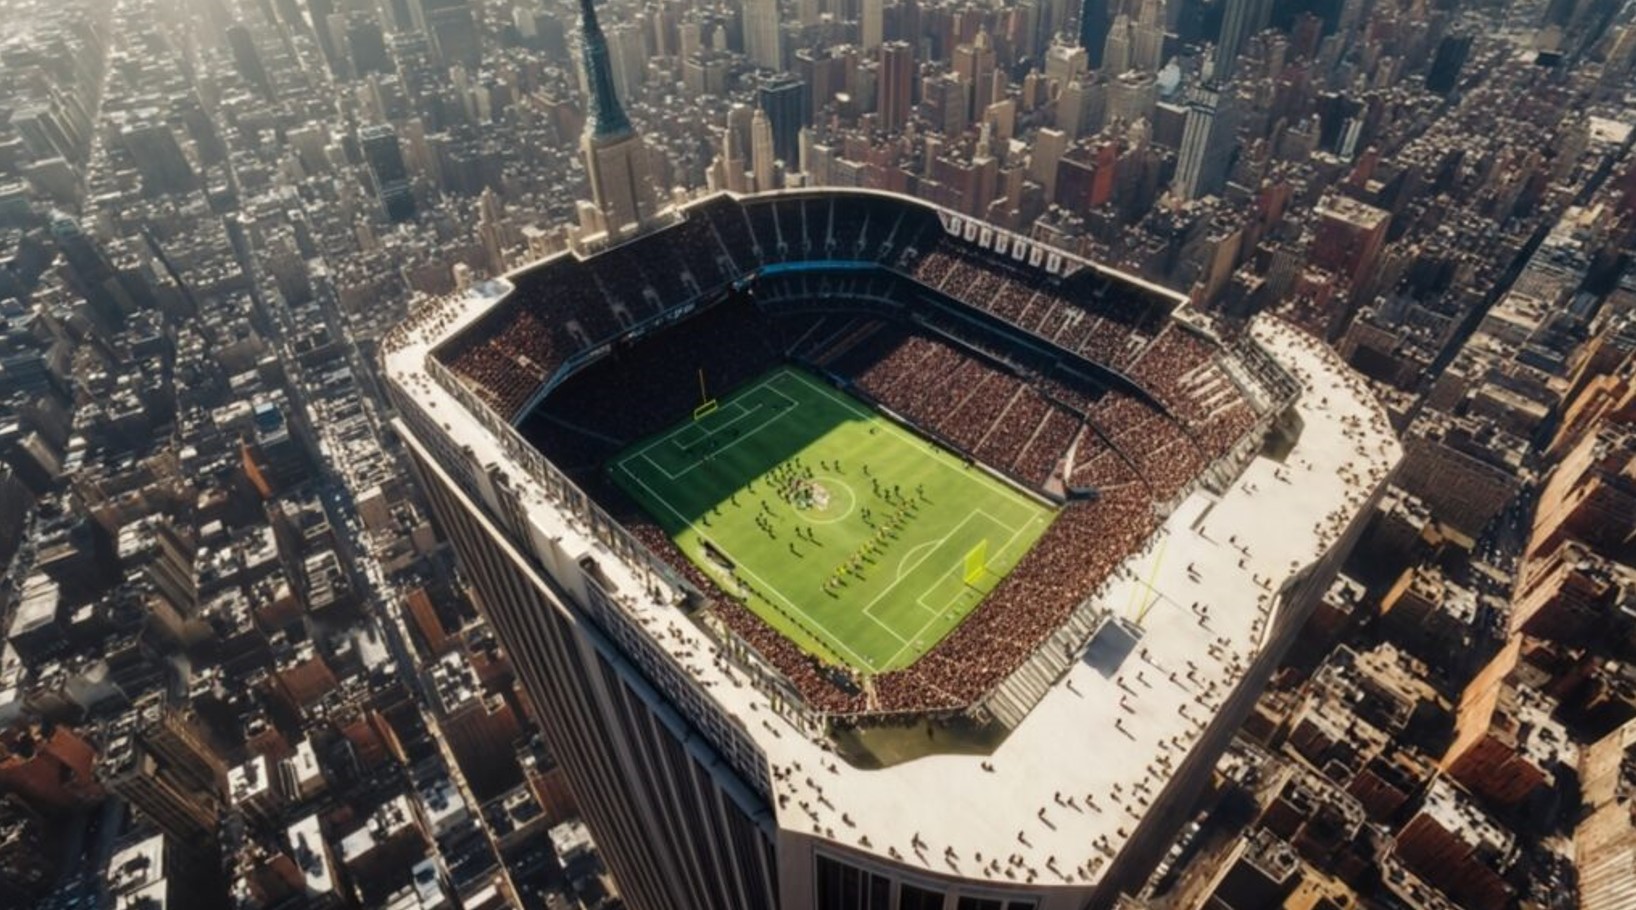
top-left (757, 73), bottom-right (807, 166)
top-left (878, 41), bottom-right (914, 132)
top-left (744, 0), bottom-right (782, 71)
top-left (360, 123), bottom-right (416, 222)
top-left (1173, 84), bottom-right (1238, 200)
top-left (1079, 0), bottom-right (1111, 68)
top-left (1214, 0), bottom-right (1271, 82)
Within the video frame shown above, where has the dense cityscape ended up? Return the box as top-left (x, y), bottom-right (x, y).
top-left (0, 0), bottom-right (1633, 907)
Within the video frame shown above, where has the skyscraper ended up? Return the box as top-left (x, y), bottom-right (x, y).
top-left (1173, 84), bottom-right (1237, 200)
top-left (751, 108), bottom-right (776, 192)
top-left (953, 29), bottom-right (997, 120)
top-left (360, 123), bottom-right (416, 222)
top-left (757, 73), bottom-right (807, 166)
top-left (860, 0), bottom-right (884, 52)
top-left (1426, 33), bottom-right (1473, 95)
top-left (1214, 0), bottom-right (1271, 82)
top-left (878, 40), bottom-right (914, 132)
top-left (744, 0), bottom-right (782, 71)
top-left (226, 24), bottom-right (273, 97)
top-left (1103, 14), bottom-right (1133, 74)
top-left (410, 0), bottom-right (480, 68)
top-left (383, 190), bottom-right (1393, 910)
top-left (121, 121), bottom-right (198, 197)
top-left (577, 0), bottom-right (659, 238)
top-left (1079, 0), bottom-right (1110, 69)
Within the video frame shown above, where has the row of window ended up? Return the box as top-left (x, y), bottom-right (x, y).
top-left (815, 855), bottom-right (1039, 910)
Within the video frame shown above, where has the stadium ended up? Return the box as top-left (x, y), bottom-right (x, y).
top-left (384, 189), bottom-right (1400, 908)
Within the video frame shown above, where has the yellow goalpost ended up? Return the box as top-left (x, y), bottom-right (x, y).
top-left (693, 368), bottom-right (718, 420)
top-left (963, 538), bottom-right (990, 586)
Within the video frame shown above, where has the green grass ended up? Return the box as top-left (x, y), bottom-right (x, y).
top-left (609, 366), bottom-right (1054, 674)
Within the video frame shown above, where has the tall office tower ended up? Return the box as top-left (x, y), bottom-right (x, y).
top-left (607, 21), bottom-right (648, 109)
top-left (121, 121), bottom-right (198, 197)
top-left (412, 0), bottom-right (481, 68)
top-left (1103, 14), bottom-right (1133, 73)
top-left (1214, 0), bottom-right (1271, 82)
top-left (744, 0), bottom-right (783, 71)
top-left (50, 214), bottom-right (129, 333)
top-left (1105, 68), bottom-right (1157, 125)
top-left (1131, 0), bottom-right (1166, 70)
top-left (1425, 33), bottom-right (1472, 94)
top-left (953, 29), bottom-right (997, 120)
top-left (751, 109), bottom-right (776, 191)
top-left (878, 40), bottom-right (914, 131)
top-left (226, 24), bottom-right (273, 97)
top-left (1079, 0), bottom-right (1110, 68)
top-left (924, 72), bottom-right (970, 136)
top-left (861, 0), bottom-right (883, 51)
top-left (1173, 84), bottom-right (1237, 199)
top-left (360, 124), bottom-right (416, 222)
top-left (99, 694), bottom-right (227, 848)
top-left (346, 16), bottom-right (392, 76)
top-left (1044, 40), bottom-right (1089, 87)
top-left (304, 0), bottom-right (342, 73)
top-left (578, 0), bottom-right (660, 238)
top-left (758, 73), bottom-right (807, 165)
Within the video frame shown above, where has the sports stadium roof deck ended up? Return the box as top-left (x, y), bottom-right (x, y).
top-left (385, 239), bottom-right (1398, 893)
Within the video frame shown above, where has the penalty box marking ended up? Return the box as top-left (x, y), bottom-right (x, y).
top-left (627, 378), bottom-right (802, 482)
top-left (892, 510), bottom-right (1047, 666)
top-left (612, 458), bottom-right (888, 671)
top-left (864, 508), bottom-right (1019, 633)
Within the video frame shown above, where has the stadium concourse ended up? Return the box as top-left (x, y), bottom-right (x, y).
top-left (383, 189), bottom-right (1400, 905)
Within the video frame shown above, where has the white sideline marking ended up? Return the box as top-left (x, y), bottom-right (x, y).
top-left (616, 368), bottom-right (1056, 673)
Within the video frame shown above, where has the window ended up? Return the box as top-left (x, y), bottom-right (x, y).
top-left (900, 883), bottom-right (947, 910)
top-left (816, 855), bottom-right (891, 910)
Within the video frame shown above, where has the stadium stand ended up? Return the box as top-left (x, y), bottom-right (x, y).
top-left (433, 190), bottom-right (1275, 721)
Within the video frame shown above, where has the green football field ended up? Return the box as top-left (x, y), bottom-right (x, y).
top-left (609, 366), bottom-right (1054, 674)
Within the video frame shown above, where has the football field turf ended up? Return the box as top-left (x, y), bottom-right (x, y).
top-left (609, 366), bottom-right (1054, 674)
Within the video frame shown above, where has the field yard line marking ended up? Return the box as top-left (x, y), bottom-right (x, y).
top-left (635, 385), bottom-right (803, 481)
top-left (785, 370), bottom-right (1054, 518)
top-left (665, 399), bottom-right (756, 448)
top-left (627, 372), bottom-right (793, 464)
top-left (782, 370), bottom-right (978, 479)
top-left (613, 459), bottom-right (884, 670)
top-left (886, 508), bottom-right (1035, 667)
top-left (912, 509), bottom-right (1032, 615)
top-left (895, 539), bottom-right (942, 579)
top-left (866, 512), bottom-right (981, 620)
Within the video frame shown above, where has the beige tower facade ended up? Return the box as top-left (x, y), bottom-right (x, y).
top-left (583, 129), bottom-right (658, 238)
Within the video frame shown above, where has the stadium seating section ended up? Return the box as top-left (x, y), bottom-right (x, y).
top-left (437, 191), bottom-right (1266, 717)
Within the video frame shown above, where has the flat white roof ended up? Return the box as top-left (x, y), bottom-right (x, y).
top-left (384, 284), bottom-right (1398, 890)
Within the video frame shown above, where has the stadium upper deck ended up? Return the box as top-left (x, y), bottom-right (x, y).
top-left (426, 190), bottom-right (1285, 721)
top-left (382, 190), bottom-right (1400, 903)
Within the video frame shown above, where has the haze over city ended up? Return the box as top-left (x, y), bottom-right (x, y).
top-left (0, 0), bottom-right (1632, 908)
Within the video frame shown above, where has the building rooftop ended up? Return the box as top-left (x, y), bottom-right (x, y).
top-left (287, 813), bottom-right (335, 898)
top-left (386, 224), bottom-right (1399, 888)
top-left (106, 833), bottom-right (165, 896)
